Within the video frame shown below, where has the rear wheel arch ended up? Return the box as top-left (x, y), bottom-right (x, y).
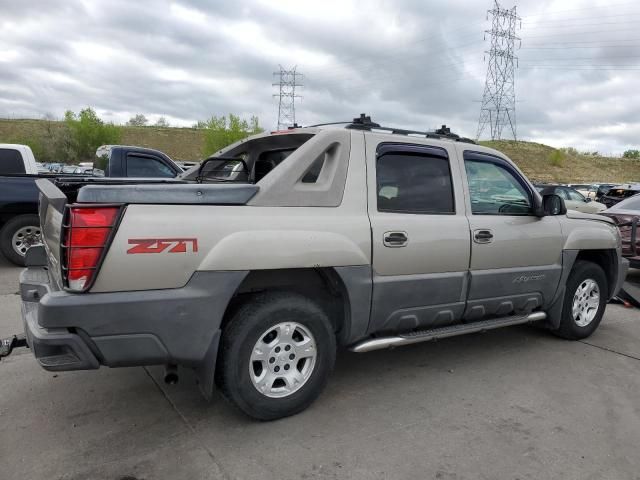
top-left (220, 267), bottom-right (351, 345)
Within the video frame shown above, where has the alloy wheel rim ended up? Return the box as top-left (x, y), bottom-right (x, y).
top-left (572, 278), bottom-right (600, 327)
top-left (249, 322), bottom-right (317, 398)
top-left (11, 225), bottom-right (43, 257)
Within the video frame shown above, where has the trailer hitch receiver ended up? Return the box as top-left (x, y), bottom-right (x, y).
top-left (0, 334), bottom-right (27, 360)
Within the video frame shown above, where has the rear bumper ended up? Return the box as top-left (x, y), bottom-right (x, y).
top-left (20, 267), bottom-right (247, 393)
top-left (22, 298), bottom-right (100, 371)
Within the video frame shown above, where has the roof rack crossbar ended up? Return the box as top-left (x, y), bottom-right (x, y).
top-left (299, 114), bottom-right (476, 144)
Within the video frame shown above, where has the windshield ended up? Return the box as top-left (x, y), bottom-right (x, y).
top-left (608, 188), bottom-right (639, 199)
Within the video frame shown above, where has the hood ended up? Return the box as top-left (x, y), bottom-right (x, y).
top-left (601, 208), bottom-right (640, 218)
top-left (566, 209), bottom-right (615, 225)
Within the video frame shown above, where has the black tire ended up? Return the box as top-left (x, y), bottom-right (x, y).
top-left (218, 291), bottom-right (336, 421)
top-left (0, 215), bottom-right (41, 267)
top-left (553, 260), bottom-right (608, 340)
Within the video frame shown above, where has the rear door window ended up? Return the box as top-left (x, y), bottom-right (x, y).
top-left (376, 149), bottom-right (455, 214)
top-left (0, 148), bottom-right (26, 174)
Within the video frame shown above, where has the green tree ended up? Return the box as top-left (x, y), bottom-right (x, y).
top-left (623, 149), bottom-right (640, 159)
top-left (127, 114), bottom-right (148, 126)
top-left (201, 114), bottom-right (263, 156)
top-left (65, 107), bottom-right (121, 161)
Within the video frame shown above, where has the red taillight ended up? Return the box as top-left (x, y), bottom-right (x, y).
top-left (69, 208), bottom-right (119, 227)
top-left (64, 206), bottom-right (120, 291)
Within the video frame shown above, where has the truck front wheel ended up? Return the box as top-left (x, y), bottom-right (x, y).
top-left (0, 215), bottom-right (42, 266)
top-left (554, 260), bottom-right (608, 340)
top-left (217, 291), bottom-right (336, 421)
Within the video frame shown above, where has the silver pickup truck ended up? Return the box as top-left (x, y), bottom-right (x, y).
top-left (14, 116), bottom-right (628, 420)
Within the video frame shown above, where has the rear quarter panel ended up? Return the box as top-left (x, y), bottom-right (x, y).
top-left (91, 131), bottom-right (370, 292)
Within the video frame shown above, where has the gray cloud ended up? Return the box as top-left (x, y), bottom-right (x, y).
top-left (0, 0), bottom-right (639, 153)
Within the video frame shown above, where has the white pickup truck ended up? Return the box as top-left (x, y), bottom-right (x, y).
top-left (0, 143), bottom-right (42, 174)
top-left (8, 116), bottom-right (628, 420)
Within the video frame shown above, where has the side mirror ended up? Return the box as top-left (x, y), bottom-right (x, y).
top-left (541, 194), bottom-right (567, 216)
top-left (585, 197), bottom-right (592, 203)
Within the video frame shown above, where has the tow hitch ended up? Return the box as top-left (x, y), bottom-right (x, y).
top-left (0, 334), bottom-right (27, 360)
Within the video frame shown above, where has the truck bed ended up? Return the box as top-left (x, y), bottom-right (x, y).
top-left (52, 177), bottom-right (258, 205)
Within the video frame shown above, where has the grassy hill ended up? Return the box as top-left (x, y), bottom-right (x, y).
top-left (481, 140), bottom-right (640, 184)
top-left (0, 119), bottom-right (204, 161)
top-left (1, 119), bottom-right (638, 183)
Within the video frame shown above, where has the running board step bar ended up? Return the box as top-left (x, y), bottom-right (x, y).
top-left (350, 311), bottom-right (547, 353)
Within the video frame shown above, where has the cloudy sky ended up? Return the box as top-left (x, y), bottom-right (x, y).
top-left (1, 0), bottom-right (639, 154)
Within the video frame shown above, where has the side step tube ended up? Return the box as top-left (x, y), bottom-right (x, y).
top-left (350, 311), bottom-right (547, 353)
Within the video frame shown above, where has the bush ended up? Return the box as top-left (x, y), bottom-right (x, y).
top-left (623, 149), bottom-right (640, 159)
top-left (560, 147), bottom-right (578, 156)
top-left (548, 150), bottom-right (565, 167)
top-left (64, 108), bottom-right (121, 161)
top-left (201, 114), bottom-right (263, 157)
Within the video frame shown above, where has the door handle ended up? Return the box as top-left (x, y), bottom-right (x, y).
top-left (383, 231), bottom-right (408, 247)
top-left (473, 229), bottom-right (494, 244)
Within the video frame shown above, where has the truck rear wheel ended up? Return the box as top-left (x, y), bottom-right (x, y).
top-left (553, 260), bottom-right (607, 340)
top-left (217, 291), bottom-right (336, 421)
top-left (0, 215), bottom-right (42, 266)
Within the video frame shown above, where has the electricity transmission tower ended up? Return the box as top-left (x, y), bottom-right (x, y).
top-left (476, 1), bottom-right (521, 140)
top-left (273, 65), bottom-right (303, 130)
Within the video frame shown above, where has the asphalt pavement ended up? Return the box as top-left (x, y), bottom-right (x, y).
top-left (1, 255), bottom-right (640, 480)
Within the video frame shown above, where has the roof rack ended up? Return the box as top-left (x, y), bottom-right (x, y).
top-left (341, 113), bottom-right (476, 144)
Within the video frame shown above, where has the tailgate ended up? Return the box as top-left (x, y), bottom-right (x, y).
top-left (35, 178), bottom-right (67, 289)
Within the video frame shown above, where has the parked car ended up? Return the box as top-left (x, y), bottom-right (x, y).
top-left (594, 183), bottom-right (619, 202)
top-left (567, 184), bottom-right (594, 198)
top-left (9, 115), bottom-right (627, 421)
top-left (0, 144), bottom-right (180, 266)
top-left (599, 184), bottom-right (640, 208)
top-left (535, 184), bottom-right (606, 214)
top-left (61, 165), bottom-right (79, 174)
top-left (600, 194), bottom-right (640, 268)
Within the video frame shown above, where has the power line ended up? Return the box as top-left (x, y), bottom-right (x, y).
top-left (522, 19), bottom-right (640, 29)
top-left (521, 1), bottom-right (639, 18)
top-left (522, 26), bottom-right (640, 38)
top-left (522, 11), bottom-right (640, 24)
top-left (477, 0), bottom-right (521, 141)
top-left (272, 65), bottom-right (303, 130)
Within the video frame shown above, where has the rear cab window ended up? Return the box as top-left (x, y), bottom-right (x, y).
top-left (126, 154), bottom-right (175, 178)
top-left (184, 133), bottom-right (315, 184)
top-left (0, 148), bottom-right (26, 174)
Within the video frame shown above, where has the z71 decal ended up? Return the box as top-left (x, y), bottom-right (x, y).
top-left (127, 238), bottom-right (198, 254)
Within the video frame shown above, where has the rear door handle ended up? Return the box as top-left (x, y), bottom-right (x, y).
top-left (473, 229), bottom-right (494, 243)
top-left (383, 231), bottom-right (408, 247)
